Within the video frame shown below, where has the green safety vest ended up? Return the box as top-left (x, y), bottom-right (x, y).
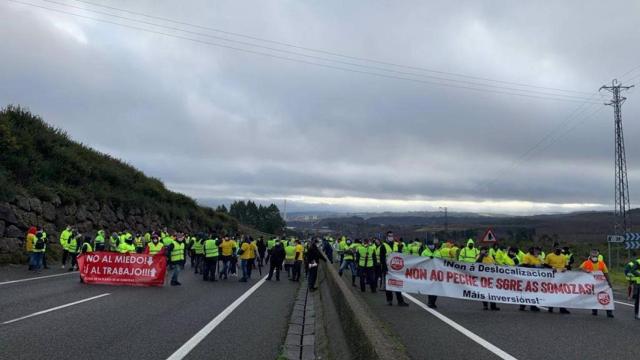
top-left (134, 236), bottom-right (143, 247)
top-left (32, 236), bottom-right (45, 253)
top-left (82, 242), bottom-right (93, 253)
top-left (60, 229), bottom-right (72, 250)
top-left (67, 238), bottom-right (79, 254)
top-left (148, 242), bottom-right (164, 255)
top-left (458, 247), bottom-right (479, 263)
top-left (344, 244), bottom-right (357, 261)
top-left (204, 239), bottom-right (219, 258)
top-left (421, 248), bottom-right (441, 258)
top-left (357, 245), bottom-right (375, 267)
top-left (410, 242), bottom-right (422, 255)
top-left (401, 243), bottom-right (410, 254)
top-left (268, 239), bottom-right (276, 250)
top-left (193, 240), bottom-right (204, 255)
top-left (625, 259), bottom-right (640, 283)
top-left (95, 232), bottom-right (105, 244)
top-left (118, 242), bottom-right (135, 253)
top-left (171, 241), bottom-right (186, 262)
top-left (285, 245), bottom-right (296, 261)
top-left (162, 236), bottom-right (173, 246)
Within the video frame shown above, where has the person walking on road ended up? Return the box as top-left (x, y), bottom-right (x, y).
top-left (306, 240), bottom-right (326, 291)
top-left (67, 232), bottom-right (80, 271)
top-left (219, 236), bottom-right (237, 280)
top-left (267, 240), bottom-right (285, 281)
top-left (239, 236), bottom-right (258, 282)
top-left (356, 238), bottom-right (377, 293)
top-left (545, 245), bottom-right (571, 314)
top-left (292, 239), bottom-right (304, 282)
top-left (59, 225), bottom-right (72, 269)
top-left (257, 236), bottom-right (267, 267)
top-left (167, 233), bottom-right (186, 286)
top-left (284, 240), bottom-right (296, 279)
top-left (624, 256), bottom-right (640, 319)
top-left (192, 235), bottom-right (204, 274)
top-left (580, 249), bottom-right (614, 318)
top-left (202, 235), bottom-right (220, 282)
top-left (30, 230), bottom-right (46, 273)
top-left (338, 238), bottom-right (358, 287)
top-left (25, 226), bottom-right (37, 270)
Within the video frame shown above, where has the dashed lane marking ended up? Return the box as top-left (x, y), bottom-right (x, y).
top-left (1, 293), bottom-right (111, 325)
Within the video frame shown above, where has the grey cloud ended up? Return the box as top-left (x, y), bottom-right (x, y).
top-left (2, 0), bottom-right (640, 212)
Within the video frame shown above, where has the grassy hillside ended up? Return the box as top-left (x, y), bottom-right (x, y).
top-left (0, 105), bottom-right (236, 232)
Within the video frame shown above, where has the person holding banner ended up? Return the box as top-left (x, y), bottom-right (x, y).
top-left (580, 250), bottom-right (614, 318)
top-left (146, 234), bottom-right (164, 255)
top-left (519, 247), bottom-right (543, 312)
top-left (458, 239), bottom-right (479, 263)
top-left (478, 247), bottom-right (500, 311)
top-left (545, 245), bottom-right (571, 314)
top-left (382, 234), bottom-right (409, 307)
top-left (422, 241), bottom-right (441, 309)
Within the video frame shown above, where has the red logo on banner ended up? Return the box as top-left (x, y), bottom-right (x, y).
top-left (597, 291), bottom-right (611, 306)
top-left (388, 278), bottom-right (404, 288)
top-left (77, 252), bottom-right (167, 287)
top-left (390, 256), bottom-right (404, 271)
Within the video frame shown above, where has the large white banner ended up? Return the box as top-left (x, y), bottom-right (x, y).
top-left (386, 254), bottom-right (615, 310)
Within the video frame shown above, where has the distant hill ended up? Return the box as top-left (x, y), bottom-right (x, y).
top-left (295, 208), bottom-right (640, 248)
top-left (0, 105), bottom-right (240, 263)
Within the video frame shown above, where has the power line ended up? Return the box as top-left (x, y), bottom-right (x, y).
top-left (22, 0), bottom-right (598, 102)
top-left (7, 0), bottom-right (603, 104)
top-left (64, 0), bottom-right (593, 96)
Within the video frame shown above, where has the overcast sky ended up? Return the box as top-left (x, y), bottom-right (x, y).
top-left (2, 0), bottom-right (640, 214)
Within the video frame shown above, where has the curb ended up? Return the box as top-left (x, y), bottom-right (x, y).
top-left (283, 281), bottom-right (317, 360)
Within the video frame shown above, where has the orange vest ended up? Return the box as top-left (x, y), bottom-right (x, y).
top-left (581, 260), bottom-right (605, 272)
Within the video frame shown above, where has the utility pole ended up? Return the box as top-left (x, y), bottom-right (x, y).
top-left (600, 79), bottom-right (634, 267)
top-left (439, 206), bottom-right (448, 233)
top-left (283, 199), bottom-right (287, 222)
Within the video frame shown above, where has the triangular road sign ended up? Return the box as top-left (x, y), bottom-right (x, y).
top-left (480, 228), bottom-right (497, 243)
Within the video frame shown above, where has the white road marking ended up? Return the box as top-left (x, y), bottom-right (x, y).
top-left (166, 276), bottom-right (267, 360)
top-left (2, 293), bottom-right (111, 325)
top-left (0, 272), bottom-right (76, 286)
top-left (403, 293), bottom-right (518, 360)
top-left (615, 301), bottom-right (634, 307)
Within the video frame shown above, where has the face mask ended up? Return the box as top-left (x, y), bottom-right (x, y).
top-left (468, 244), bottom-right (473, 248)
top-left (387, 236), bottom-right (394, 242)
top-left (591, 257), bottom-right (598, 262)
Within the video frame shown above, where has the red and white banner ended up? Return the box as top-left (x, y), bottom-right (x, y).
top-left (386, 254), bottom-right (615, 310)
top-left (77, 252), bottom-right (167, 287)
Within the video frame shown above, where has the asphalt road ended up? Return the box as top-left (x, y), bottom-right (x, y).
top-left (0, 262), bottom-right (298, 360)
top-left (335, 264), bottom-right (639, 360)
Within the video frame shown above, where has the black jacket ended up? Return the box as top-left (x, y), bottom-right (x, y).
top-left (270, 243), bottom-right (285, 265)
top-left (306, 244), bottom-right (326, 264)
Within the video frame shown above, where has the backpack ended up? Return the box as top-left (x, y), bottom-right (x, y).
top-left (34, 237), bottom-right (45, 250)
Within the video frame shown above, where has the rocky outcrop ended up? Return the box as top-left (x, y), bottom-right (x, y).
top-left (0, 193), bottom-right (225, 264)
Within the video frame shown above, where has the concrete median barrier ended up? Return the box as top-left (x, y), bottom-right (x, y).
top-left (321, 263), bottom-right (409, 360)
